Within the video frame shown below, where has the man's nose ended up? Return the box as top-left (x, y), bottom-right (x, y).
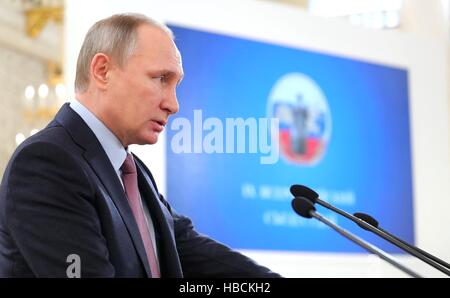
top-left (162, 88), bottom-right (179, 115)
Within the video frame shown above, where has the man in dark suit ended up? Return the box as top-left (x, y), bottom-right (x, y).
top-left (0, 13), bottom-right (281, 278)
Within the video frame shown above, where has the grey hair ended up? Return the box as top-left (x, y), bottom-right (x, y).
top-left (74, 13), bottom-right (173, 93)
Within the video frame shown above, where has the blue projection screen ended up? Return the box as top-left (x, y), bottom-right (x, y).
top-left (166, 24), bottom-right (414, 253)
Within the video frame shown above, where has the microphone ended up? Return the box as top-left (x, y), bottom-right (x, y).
top-left (290, 185), bottom-right (450, 276)
top-left (291, 197), bottom-right (422, 278)
top-left (354, 212), bottom-right (450, 270)
top-left (353, 212), bottom-right (379, 231)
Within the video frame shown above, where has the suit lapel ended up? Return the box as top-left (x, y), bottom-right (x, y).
top-left (54, 104), bottom-right (152, 277)
top-left (83, 146), bottom-right (152, 277)
top-left (135, 159), bottom-right (183, 278)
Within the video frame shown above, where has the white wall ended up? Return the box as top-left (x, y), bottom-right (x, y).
top-left (65, 0), bottom-right (450, 277)
top-left (0, 1), bottom-right (60, 61)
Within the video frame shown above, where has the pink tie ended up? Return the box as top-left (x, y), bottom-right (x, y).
top-left (121, 153), bottom-right (160, 278)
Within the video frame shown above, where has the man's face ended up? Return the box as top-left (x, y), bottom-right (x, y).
top-left (104, 25), bottom-right (183, 146)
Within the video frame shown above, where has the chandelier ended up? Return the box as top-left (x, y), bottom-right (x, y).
top-left (15, 0), bottom-right (65, 146)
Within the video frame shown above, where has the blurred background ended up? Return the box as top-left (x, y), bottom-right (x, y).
top-left (0, 0), bottom-right (449, 277)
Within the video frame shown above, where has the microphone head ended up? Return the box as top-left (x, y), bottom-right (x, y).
top-left (354, 212), bottom-right (379, 228)
top-left (290, 185), bottom-right (319, 203)
top-left (291, 197), bottom-right (316, 218)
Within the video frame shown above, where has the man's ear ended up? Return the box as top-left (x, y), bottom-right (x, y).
top-left (90, 53), bottom-right (111, 90)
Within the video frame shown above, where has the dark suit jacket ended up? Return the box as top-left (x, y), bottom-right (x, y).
top-left (0, 104), bottom-right (280, 278)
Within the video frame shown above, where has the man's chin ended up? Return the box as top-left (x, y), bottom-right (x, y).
top-left (138, 132), bottom-right (160, 145)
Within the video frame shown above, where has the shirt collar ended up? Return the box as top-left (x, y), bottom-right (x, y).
top-left (69, 99), bottom-right (127, 174)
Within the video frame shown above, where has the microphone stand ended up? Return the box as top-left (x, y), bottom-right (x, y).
top-left (290, 185), bottom-right (450, 276)
top-left (292, 197), bottom-right (422, 278)
top-left (354, 212), bottom-right (450, 270)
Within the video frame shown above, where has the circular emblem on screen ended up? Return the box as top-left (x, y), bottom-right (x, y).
top-left (267, 73), bottom-right (332, 165)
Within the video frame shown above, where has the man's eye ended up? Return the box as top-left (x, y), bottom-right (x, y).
top-left (155, 75), bottom-right (167, 82)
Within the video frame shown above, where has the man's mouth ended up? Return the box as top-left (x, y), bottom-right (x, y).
top-left (154, 119), bottom-right (167, 127)
top-left (151, 119), bottom-right (166, 132)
